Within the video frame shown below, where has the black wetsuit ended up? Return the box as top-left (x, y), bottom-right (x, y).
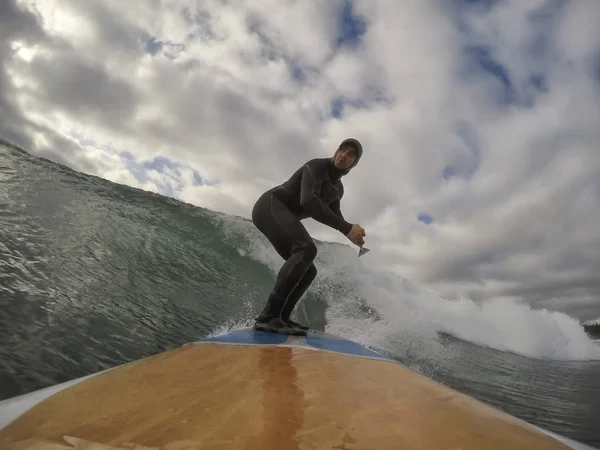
top-left (251, 157), bottom-right (353, 327)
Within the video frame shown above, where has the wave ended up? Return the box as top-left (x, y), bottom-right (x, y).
top-left (216, 213), bottom-right (600, 362)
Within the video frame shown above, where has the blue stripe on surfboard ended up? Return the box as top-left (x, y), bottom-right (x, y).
top-left (200, 328), bottom-right (391, 360)
top-left (305, 334), bottom-right (391, 360)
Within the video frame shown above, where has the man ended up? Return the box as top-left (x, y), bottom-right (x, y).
top-left (251, 138), bottom-right (366, 335)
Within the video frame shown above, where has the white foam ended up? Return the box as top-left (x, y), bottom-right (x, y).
top-left (583, 317), bottom-right (600, 326)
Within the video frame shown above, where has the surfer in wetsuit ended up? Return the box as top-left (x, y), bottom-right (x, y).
top-left (251, 138), bottom-right (366, 335)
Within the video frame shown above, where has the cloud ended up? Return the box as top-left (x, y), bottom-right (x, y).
top-left (2, 0), bottom-right (600, 321)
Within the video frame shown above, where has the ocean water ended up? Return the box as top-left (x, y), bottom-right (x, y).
top-left (1, 143), bottom-right (599, 448)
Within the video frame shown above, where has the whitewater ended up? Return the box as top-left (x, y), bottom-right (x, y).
top-left (215, 211), bottom-right (600, 362)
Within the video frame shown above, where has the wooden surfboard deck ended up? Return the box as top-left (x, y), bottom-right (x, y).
top-left (0, 328), bottom-right (593, 450)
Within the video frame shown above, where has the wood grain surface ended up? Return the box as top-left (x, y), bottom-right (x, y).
top-left (0, 342), bottom-right (572, 449)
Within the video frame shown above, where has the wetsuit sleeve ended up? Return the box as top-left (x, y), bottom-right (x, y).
top-left (330, 183), bottom-right (345, 220)
top-left (299, 160), bottom-right (353, 235)
top-left (330, 198), bottom-right (344, 221)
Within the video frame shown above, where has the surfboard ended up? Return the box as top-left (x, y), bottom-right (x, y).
top-left (0, 328), bottom-right (595, 450)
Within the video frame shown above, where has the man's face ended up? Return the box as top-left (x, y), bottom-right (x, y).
top-left (333, 146), bottom-right (357, 170)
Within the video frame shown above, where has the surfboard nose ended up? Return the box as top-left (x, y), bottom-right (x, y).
top-left (0, 328), bottom-right (589, 450)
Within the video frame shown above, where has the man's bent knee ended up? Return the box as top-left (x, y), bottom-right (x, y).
top-left (291, 240), bottom-right (317, 267)
top-left (302, 241), bottom-right (318, 263)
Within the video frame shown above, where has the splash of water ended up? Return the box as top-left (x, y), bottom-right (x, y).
top-left (217, 213), bottom-right (600, 362)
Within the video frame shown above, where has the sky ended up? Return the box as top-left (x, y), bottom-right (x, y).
top-left (2, 0), bottom-right (600, 321)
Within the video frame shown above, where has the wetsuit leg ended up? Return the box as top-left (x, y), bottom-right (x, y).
top-left (281, 263), bottom-right (317, 327)
top-left (251, 192), bottom-right (318, 326)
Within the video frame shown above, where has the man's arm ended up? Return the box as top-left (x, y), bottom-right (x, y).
top-left (330, 183), bottom-right (345, 220)
top-left (330, 198), bottom-right (344, 221)
top-left (299, 160), bottom-right (353, 235)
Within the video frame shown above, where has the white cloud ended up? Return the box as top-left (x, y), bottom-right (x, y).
top-left (2, 0), bottom-right (600, 320)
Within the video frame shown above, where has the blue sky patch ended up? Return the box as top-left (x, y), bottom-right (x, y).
top-left (141, 155), bottom-right (178, 172)
top-left (120, 152), bottom-right (212, 198)
top-left (192, 170), bottom-right (204, 186)
top-left (442, 165), bottom-right (457, 180)
top-left (330, 90), bottom-right (392, 119)
top-left (463, 45), bottom-right (516, 105)
top-left (448, 0), bottom-right (565, 109)
top-left (329, 96), bottom-right (367, 118)
top-left (336, 0), bottom-right (366, 48)
top-left (331, 98), bottom-right (345, 118)
top-left (288, 61), bottom-right (307, 83)
top-left (145, 37), bottom-right (163, 56)
top-left (120, 151), bottom-right (147, 184)
top-left (418, 213), bottom-right (434, 225)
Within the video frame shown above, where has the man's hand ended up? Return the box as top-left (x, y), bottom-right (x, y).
top-left (346, 224), bottom-right (366, 247)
